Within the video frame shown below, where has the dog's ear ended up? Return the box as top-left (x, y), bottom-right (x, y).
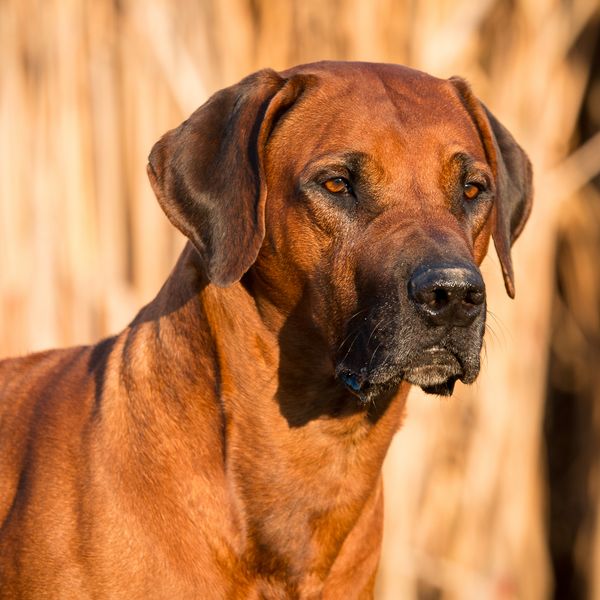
top-left (449, 77), bottom-right (533, 298)
top-left (147, 69), bottom-right (309, 287)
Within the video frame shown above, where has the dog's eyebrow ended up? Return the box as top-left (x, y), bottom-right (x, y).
top-left (450, 151), bottom-right (493, 181)
top-left (305, 150), bottom-right (370, 172)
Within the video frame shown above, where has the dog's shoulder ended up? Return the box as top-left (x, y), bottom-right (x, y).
top-left (0, 346), bottom-right (96, 465)
top-left (0, 346), bottom-right (89, 403)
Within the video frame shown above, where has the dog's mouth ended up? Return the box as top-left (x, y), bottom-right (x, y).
top-left (336, 347), bottom-right (472, 402)
top-left (336, 367), bottom-right (399, 404)
top-left (401, 348), bottom-right (464, 396)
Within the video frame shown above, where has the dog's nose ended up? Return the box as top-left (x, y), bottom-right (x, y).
top-left (408, 265), bottom-right (485, 327)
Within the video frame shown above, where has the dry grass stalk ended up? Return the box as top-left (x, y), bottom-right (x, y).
top-left (1, 0), bottom-right (599, 597)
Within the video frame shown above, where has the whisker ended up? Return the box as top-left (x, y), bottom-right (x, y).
top-left (486, 309), bottom-right (509, 347)
top-left (484, 322), bottom-right (499, 347)
top-left (480, 337), bottom-right (489, 367)
top-left (337, 328), bottom-right (359, 353)
top-left (368, 341), bottom-right (383, 369)
top-left (366, 317), bottom-right (385, 347)
top-left (346, 307), bottom-right (369, 324)
top-left (377, 347), bottom-right (393, 372)
top-left (361, 315), bottom-right (393, 371)
top-left (340, 331), bottom-right (361, 364)
top-left (337, 308), bottom-right (370, 353)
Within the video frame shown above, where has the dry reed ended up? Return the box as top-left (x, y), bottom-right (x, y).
top-left (1, 0), bottom-right (599, 597)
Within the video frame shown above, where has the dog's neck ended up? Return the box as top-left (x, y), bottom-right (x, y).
top-left (121, 246), bottom-right (407, 583)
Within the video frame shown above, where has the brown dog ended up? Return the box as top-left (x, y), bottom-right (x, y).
top-left (0, 62), bottom-right (531, 598)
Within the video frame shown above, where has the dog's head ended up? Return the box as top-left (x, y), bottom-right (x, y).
top-left (148, 62), bottom-right (532, 403)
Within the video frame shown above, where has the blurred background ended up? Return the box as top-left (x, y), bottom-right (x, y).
top-left (1, 0), bottom-right (599, 597)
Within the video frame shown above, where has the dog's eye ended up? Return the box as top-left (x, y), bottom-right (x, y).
top-left (323, 177), bottom-right (353, 195)
top-left (463, 182), bottom-right (483, 200)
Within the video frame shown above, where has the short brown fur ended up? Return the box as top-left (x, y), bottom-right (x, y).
top-left (0, 62), bottom-right (531, 599)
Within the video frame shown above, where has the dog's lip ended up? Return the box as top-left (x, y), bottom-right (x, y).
top-left (403, 347), bottom-right (477, 395)
top-left (336, 346), bottom-right (467, 401)
top-left (337, 374), bottom-right (399, 405)
top-left (403, 347), bottom-right (462, 381)
top-left (336, 367), bottom-right (372, 402)
top-left (336, 366), bottom-right (398, 405)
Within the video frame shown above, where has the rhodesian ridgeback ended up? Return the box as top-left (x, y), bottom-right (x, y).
top-left (0, 62), bottom-right (532, 598)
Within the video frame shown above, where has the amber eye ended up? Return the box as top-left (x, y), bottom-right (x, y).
top-left (463, 182), bottom-right (482, 200)
top-left (323, 177), bottom-right (352, 195)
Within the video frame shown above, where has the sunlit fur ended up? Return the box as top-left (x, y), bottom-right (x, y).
top-left (0, 62), bottom-right (531, 598)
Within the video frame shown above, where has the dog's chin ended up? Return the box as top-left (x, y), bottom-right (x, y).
top-left (337, 348), bottom-right (477, 402)
top-left (403, 349), bottom-right (468, 396)
top-left (403, 364), bottom-right (461, 396)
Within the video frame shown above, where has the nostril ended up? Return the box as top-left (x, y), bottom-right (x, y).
top-left (432, 288), bottom-right (449, 308)
top-left (421, 287), bottom-right (450, 311)
top-left (463, 287), bottom-right (485, 306)
top-left (412, 285), bottom-right (450, 308)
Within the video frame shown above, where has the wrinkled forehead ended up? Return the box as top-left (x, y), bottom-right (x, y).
top-left (271, 63), bottom-right (486, 169)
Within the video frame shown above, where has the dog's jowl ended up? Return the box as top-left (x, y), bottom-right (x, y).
top-left (0, 62), bottom-right (531, 599)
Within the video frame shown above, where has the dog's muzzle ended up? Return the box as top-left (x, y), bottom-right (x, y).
top-left (336, 263), bottom-right (486, 402)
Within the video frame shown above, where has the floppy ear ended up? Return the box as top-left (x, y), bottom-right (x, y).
top-left (147, 69), bottom-right (309, 287)
top-left (449, 77), bottom-right (533, 298)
